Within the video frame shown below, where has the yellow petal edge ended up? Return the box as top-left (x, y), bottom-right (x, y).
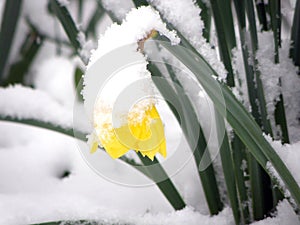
top-left (90, 104), bottom-right (167, 161)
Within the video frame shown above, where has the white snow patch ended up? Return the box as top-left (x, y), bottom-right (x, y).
top-left (149, 0), bottom-right (228, 80)
top-left (252, 200), bottom-right (299, 225)
top-left (84, 6), bottom-right (179, 128)
top-left (33, 56), bottom-right (76, 108)
top-left (0, 85), bottom-right (73, 129)
top-left (257, 32), bottom-right (300, 142)
top-left (57, 0), bottom-right (70, 7)
top-left (88, 6), bottom-right (179, 68)
top-left (101, 0), bottom-right (134, 21)
top-left (266, 136), bottom-right (300, 187)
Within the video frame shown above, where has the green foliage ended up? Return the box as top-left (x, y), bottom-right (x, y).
top-left (0, 0), bottom-right (23, 83)
top-left (0, 0), bottom-right (300, 224)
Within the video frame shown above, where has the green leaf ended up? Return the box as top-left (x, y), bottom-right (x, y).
top-left (132, 0), bottom-right (148, 7)
top-left (269, 0), bottom-right (281, 63)
top-left (95, 0), bottom-right (121, 24)
top-left (156, 36), bottom-right (300, 210)
top-left (290, 0), bottom-right (300, 67)
top-left (154, 62), bottom-right (223, 214)
top-left (231, 134), bottom-right (251, 224)
top-left (4, 29), bottom-right (44, 86)
top-left (31, 220), bottom-right (121, 225)
top-left (195, 0), bottom-right (212, 42)
top-left (268, 0), bottom-right (290, 145)
top-left (255, 0), bottom-right (269, 31)
top-left (50, 0), bottom-right (82, 60)
top-left (74, 67), bottom-right (84, 102)
top-left (137, 153), bottom-right (186, 210)
top-left (0, 0), bottom-right (23, 84)
top-left (209, 0), bottom-right (236, 87)
top-left (0, 115), bottom-right (87, 142)
top-left (85, 4), bottom-right (105, 38)
top-left (234, 1), bottom-right (277, 218)
top-left (215, 110), bottom-right (241, 224)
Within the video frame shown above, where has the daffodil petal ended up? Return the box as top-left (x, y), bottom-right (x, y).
top-left (94, 104), bottom-right (167, 160)
top-left (90, 141), bottom-right (99, 154)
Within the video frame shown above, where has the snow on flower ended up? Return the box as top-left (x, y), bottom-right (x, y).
top-left (83, 6), bottom-right (180, 160)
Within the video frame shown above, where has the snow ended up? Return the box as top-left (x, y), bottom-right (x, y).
top-left (1, 120), bottom-right (299, 224)
top-left (23, 0), bottom-right (59, 38)
top-left (77, 31), bottom-right (95, 64)
top-left (84, 6), bottom-right (179, 130)
top-left (281, 0), bottom-right (297, 39)
top-left (101, 0), bottom-right (134, 21)
top-left (0, 123), bottom-right (171, 225)
top-left (33, 56), bottom-right (76, 108)
top-left (1, 0), bottom-right (300, 224)
top-left (232, 47), bottom-right (251, 111)
top-left (256, 32), bottom-right (300, 142)
top-left (0, 113), bottom-right (213, 224)
top-left (87, 6), bottom-right (179, 68)
top-left (252, 200), bottom-right (299, 225)
top-left (0, 85), bottom-right (73, 129)
top-left (57, 0), bottom-right (70, 7)
top-left (232, 31), bottom-right (300, 143)
top-left (267, 137), bottom-right (300, 188)
top-left (149, 0), bottom-right (228, 80)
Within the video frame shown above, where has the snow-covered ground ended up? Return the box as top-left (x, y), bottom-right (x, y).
top-left (0, 109), bottom-right (298, 225)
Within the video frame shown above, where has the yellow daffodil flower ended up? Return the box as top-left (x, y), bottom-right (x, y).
top-left (90, 102), bottom-right (167, 161)
top-left (84, 7), bottom-right (180, 161)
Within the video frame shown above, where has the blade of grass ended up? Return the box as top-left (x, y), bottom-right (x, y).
top-left (205, 1), bottom-right (249, 221)
top-left (137, 153), bottom-right (186, 210)
top-left (290, 0), bottom-right (300, 67)
top-left (132, 0), bottom-right (148, 7)
top-left (74, 67), bottom-right (84, 102)
top-left (0, 115), bottom-right (87, 141)
top-left (246, 0), bottom-right (283, 215)
top-left (269, 0), bottom-right (281, 63)
top-left (31, 221), bottom-right (98, 225)
top-left (31, 219), bottom-right (138, 225)
top-left (255, 0), bottom-right (269, 31)
top-left (77, 0), bottom-right (83, 23)
top-left (274, 93), bottom-right (290, 143)
top-left (95, 0), bottom-right (121, 24)
top-left (269, 0), bottom-right (290, 144)
top-left (50, 0), bottom-right (83, 60)
top-left (231, 134), bottom-right (251, 224)
top-left (215, 110), bottom-right (242, 224)
top-left (158, 62), bottom-right (223, 214)
top-left (0, 0), bottom-right (23, 84)
top-left (209, 0), bottom-right (236, 87)
top-left (85, 4), bottom-right (105, 38)
top-left (234, 0), bottom-right (279, 218)
top-left (156, 35), bottom-right (300, 210)
top-left (195, 0), bottom-right (212, 42)
top-left (4, 26), bottom-right (44, 85)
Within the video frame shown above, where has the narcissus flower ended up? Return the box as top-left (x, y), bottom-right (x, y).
top-left (84, 6), bottom-right (179, 160)
top-left (90, 101), bottom-right (166, 160)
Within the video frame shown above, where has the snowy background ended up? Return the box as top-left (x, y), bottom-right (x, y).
top-left (0, 0), bottom-right (300, 224)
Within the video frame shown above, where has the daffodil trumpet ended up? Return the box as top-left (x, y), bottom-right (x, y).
top-left (84, 7), bottom-right (180, 161)
top-left (90, 102), bottom-right (167, 160)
